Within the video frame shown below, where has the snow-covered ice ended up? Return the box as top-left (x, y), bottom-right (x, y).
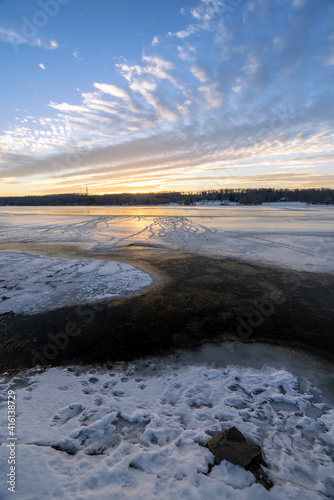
top-left (1, 205), bottom-right (333, 273)
top-left (0, 344), bottom-right (334, 499)
top-left (0, 252), bottom-right (152, 315)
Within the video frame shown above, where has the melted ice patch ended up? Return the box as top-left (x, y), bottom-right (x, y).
top-left (0, 252), bottom-right (152, 315)
top-left (0, 357), bottom-right (333, 499)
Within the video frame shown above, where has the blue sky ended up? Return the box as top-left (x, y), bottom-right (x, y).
top-left (0, 0), bottom-right (333, 196)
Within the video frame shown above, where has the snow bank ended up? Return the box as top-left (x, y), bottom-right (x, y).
top-left (0, 349), bottom-right (333, 499)
top-left (0, 252), bottom-right (152, 315)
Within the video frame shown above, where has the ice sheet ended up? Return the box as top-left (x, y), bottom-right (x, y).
top-left (0, 252), bottom-right (152, 315)
top-left (1, 205), bottom-right (333, 273)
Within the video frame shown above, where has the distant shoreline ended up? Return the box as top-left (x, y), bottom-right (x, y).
top-left (1, 187), bottom-right (333, 207)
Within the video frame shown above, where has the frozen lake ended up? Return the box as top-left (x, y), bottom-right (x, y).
top-left (1, 203), bottom-right (334, 220)
top-left (0, 205), bottom-right (333, 499)
top-left (1, 204), bottom-right (334, 273)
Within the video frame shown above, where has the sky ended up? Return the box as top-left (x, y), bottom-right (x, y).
top-left (0, 0), bottom-right (333, 196)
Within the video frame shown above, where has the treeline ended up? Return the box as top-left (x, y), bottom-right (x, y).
top-left (0, 188), bottom-right (333, 206)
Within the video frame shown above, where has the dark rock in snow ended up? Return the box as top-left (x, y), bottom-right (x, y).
top-left (207, 426), bottom-right (274, 490)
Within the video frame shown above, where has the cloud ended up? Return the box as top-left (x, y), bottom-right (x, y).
top-left (0, 26), bottom-right (58, 50)
top-left (115, 54), bottom-right (186, 122)
top-left (191, 65), bottom-right (223, 107)
top-left (93, 83), bottom-right (131, 101)
top-left (72, 51), bottom-right (83, 60)
top-left (177, 44), bottom-right (196, 62)
top-left (142, 55), bottom-right (182, 88)
top-left (191, 64), bottom-right (209, 83)
top-left (1, 0), bottom-right (333, 195)
top-left (191, 7), bottom-right (202, 20)
top-left (152, 36), bottom-right (159, 46)
top-left (38, 63), bottom-right (46, 70)
top-left (48, 102), bottom-right (92, 115)
top-left (169, 25), bottom-right (198, 39)
top-left (198, 82), bottom-right (223, 108)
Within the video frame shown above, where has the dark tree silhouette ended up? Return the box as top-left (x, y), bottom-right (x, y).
top-left (0, 188), bottom-right (333, 206)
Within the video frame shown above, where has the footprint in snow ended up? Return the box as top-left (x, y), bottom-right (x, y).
top-left (160, 383), bottom-right (184, 406)
top-left (52, 404), bottom-right (85, 426)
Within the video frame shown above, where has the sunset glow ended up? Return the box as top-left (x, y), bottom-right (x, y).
top-left (1, 0), bottom-right (333, 196)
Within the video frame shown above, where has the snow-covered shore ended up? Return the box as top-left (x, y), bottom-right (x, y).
top-left (0, 344), bottom-right (333, 499)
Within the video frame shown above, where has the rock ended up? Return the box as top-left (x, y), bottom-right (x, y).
top-left (207, 426), bottom-right (261, 468)
top-left (207, 426), bottom-right (274, 490)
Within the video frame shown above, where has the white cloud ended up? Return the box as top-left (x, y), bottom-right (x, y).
top-left (152, 36), bottom-right (159, 46)
top-left (127, 77), bottom-right (177, 122)
top-left (93, 83), bottom-right (131, 101)
top-left (168, 24), bottom-right (198, 39)
top-left (191, 65), bottom-right (209, 83)
top-left (199, 82), bottom-right (223, 108)
top-left (115, 54), bottom-right (187, 122)
top-left (177, 45), bottom-right (196, 62)
top-left (191, 8), bottom-right (202, 19)
top-left (175, 28), bottom-right (195, 39)
top-left (143, 55), bottom-right (181, 88)
top-left (243, 54), bottom-right (260, 75)
top-left (118, 55), bottom-right (182, 91)
top-left (146, 96), bottom-right (179, 122)
top-left (72, 51), bottom-right (83, 60)
top-left (48, 102), bottom-right (92, 115)
top-left (190, 65), bottom-right (223, 108)
top-left (0, 26), bottom-right (58, 50)
top-left (129, 78), bottom-right (157, 95)
top-left (38, 63), bottom-right (46, 70)
top-left (177, 100), bottom-right (192, 116)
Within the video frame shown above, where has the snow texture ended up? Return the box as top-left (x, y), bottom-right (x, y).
top-left (0, 344), bottom-right (334, 499)
top-left (0, 252), bottom-right (152, 315)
